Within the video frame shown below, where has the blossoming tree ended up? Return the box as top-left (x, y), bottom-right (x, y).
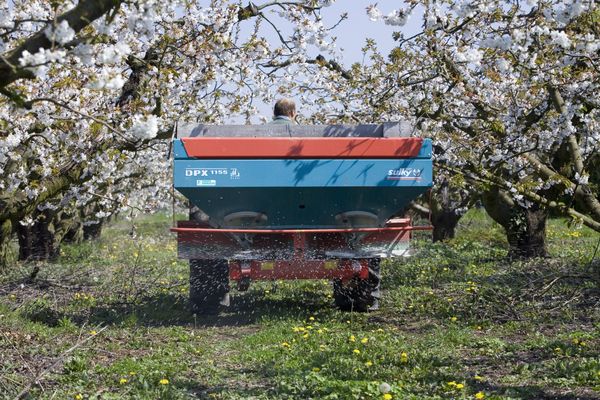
top-left (0, 0), bottom-right (340, 264)
top-left (291, 0), bottom-right (599, 257)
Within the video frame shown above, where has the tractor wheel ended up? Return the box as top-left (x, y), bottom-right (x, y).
top-left (333, 258), bottom-right (381, 312)
top-left (189, 259), bottom-right (230, 315)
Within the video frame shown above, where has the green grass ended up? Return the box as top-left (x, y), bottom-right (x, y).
top-left (0, 210), bottom-right (599, 399)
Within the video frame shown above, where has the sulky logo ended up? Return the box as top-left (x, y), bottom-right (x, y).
top-left (386, 168), bottom-right (423, 180)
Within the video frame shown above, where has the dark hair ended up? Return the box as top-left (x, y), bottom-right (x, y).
top-left (274, 98), bottom-right (296, 117)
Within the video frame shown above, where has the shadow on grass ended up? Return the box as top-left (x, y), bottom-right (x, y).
top-left (56, 289), bottom-right (334, 329)
top-left (475, 382), bottom-right (600, 400)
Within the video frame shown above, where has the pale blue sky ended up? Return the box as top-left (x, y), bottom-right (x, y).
top-left (317, 1), bottom-right (421, 64)
top-left (245, 1), bottom-right (421, 122)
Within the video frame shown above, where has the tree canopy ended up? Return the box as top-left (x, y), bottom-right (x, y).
top-left (0, 0), bottom-right (598, 264)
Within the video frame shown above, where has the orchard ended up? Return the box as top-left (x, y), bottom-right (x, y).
top-left (0, 1), bottom-right (599, 399)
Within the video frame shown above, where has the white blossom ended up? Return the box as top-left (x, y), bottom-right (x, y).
top-left (19, 217), bottom-right (35, 227)
top-left (366, 5), bottom-right (382, 21)
top-left (44, 20), bottom-right (76, 44)
top-left (383, 9), bottom-right (409, 26)
top-left (574, 172), bottom-right (589, 185)
top-left (100, 43), bottom-right (131, 65)
top-left (129, 114), bottom-right (159, 140)
top-left (550, 30), bottom-right (572, 49)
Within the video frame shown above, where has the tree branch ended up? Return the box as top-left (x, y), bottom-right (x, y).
top-left (0, 0), bottom-right (123, 89)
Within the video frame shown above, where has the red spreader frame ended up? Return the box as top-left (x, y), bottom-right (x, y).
top-left (171, 219), bottom-right (433, 282)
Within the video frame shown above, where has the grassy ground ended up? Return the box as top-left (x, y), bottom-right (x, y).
top-left (0, 210), bottom-right (599, 400)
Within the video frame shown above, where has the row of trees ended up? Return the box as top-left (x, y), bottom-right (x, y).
top-left (288, 0), bottom-right (599, 257)
top-left (0, 0), bottom-right (342, 265)
top-left (0, 0), bottom-right (598, 265)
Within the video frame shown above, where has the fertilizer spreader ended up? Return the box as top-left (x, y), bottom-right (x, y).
top-left (171, 123), bottom-right (433, 313)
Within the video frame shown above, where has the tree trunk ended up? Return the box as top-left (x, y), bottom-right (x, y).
top-left (429, 178), bottom-right (471, 242)
top-left (0, 219), bottom-right (13, 269)
top-left (431, 211), bottom-right (462, 242)
top-left (504, 206), bottom-right (548, 258)
top-left (483, 188), bottom-right (548, 259)
top-left (62, 222), bottom-right (83, 244)
top-left (83, 221), bottom-right (103, 240)
top-left (16, 210), bottom-right (60, 262)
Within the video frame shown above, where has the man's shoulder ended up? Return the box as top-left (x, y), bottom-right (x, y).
top-left (268, 116), bottom-right (294, 125)
top-left (268, 119), bottom-right (291, 125)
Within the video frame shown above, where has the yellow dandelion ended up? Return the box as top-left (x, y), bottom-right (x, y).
top-left (159, 378), bottom-right (169, 385)
top-left (129, 371), bottom-right (136, 376)
top-left (353, 349), bottom-right (360, 354)
top-left (456, 383), bottom-right (464, 389)
top-left (361, 338), bottom-right (369, 344)
top-left (309, 316), bottom-right (315, 321)
top-left (447, 381), bottom-right (457, 387)
top-left (349, 335), bottom-right (356, 342)
top-left (475, 392), bottom-right (485, 399)
top-left (281, 342), bottom-right (290, 347)
top-left (74, 395), bottom-right (83, 400)
top-left (89, 330), bottom-right (97, 336)
top-left (474, 375), bottom-right (484, 381)
top-left (450, 316), bottom-right (458, 322)
top-left (365, 361), bottom-right (373, 367)
top-left (302, 333), bottom-right (309, 339)
top-left (119, 378), bottom-right (127, 384)
top-left (400, 352), bottom-right (408, 363)
top-left (383, 394), bottom-right (393, 400)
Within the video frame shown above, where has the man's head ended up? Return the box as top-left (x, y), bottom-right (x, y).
top-left (273, 98), bottom-right (297, 119)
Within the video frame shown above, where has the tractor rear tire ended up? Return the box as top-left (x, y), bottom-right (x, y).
top-left (189, 259), bottom-right (230, 315)
top-left (333, 258), bottom-right (381, 312)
